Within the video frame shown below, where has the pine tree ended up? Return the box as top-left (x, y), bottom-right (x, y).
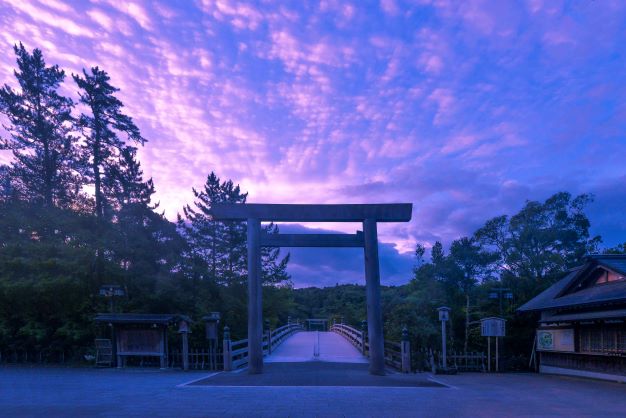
top-left (178, 172), bottom-right (247, 285)
top-left (262, 222), bottom-right (291, 286)
top-left (105, 146), bottom-right (156, 210)
top-left (178, 172), bottom-right (291, 287)
top-left (73, 67), bottom-right (144, 219)
top-left (0, 44), bottom-right (79, 208)
top-left (0, 165), bottom-right (14, 202)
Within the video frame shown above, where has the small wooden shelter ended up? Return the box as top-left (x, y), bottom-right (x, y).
top-left (94, 313), bottom-right (191, 369)
top-left (519, 255), bottom-right (626, 382)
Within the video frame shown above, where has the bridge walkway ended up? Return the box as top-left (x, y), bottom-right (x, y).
top-left (266, 331), bottom-right (367, 363)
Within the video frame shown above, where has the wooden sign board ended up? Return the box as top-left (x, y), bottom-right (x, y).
top-left (481, 318), bottom-right (506, 337)
top-left (118, 329), bottom-right (162, 354)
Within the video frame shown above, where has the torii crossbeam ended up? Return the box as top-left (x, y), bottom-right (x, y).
top-left (209, 203), bottom-right (413, 375)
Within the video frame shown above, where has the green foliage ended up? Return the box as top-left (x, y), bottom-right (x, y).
top-left (287, 192), bottom-right (602, 366)
top-left (604, 242), bottom-right (626, 254)
top-left (0, 43), bottom-right (79, 208)
top-left (0, 44), bottom-right (614, 370)
top-left (73, 66), bottom-right (145, 219)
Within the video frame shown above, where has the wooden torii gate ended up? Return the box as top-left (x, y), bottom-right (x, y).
top-left (209, 203), bottom-right (413, 375)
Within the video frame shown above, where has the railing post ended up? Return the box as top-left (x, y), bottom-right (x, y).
top-left (361, 320), bottom-right (367, 355)
top-left (401, 327), bottom-right (410, 373)
top-left (265, 320), bottom-right (272, 354)
top-left (223, 326), bottom-right (232, 371)
top-left (429, 348), bottom-right (436, 374)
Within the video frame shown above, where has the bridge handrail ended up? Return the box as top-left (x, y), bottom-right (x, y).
top-left (330, 323), bottom-right (366, 354)
top-left (384, 340), bottom-right (402, 370)
top-left (270, 323), bottom-right (302, 351)
top-left (331, 323), bottom-right (411, 373)
top-left (225, 322), bottom-right (303, 370)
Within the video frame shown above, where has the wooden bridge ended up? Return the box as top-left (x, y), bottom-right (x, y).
top-left (221, 321), bottom-right (410, 373)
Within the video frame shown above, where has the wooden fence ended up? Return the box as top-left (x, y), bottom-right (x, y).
top-left (413, 347), bottom-right (486, 372)
top-left (169, 345), bottom-right (223, 370)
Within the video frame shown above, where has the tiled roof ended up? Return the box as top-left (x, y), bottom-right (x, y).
top-left (94, 313), bottom-right (191, 324)
top-left (518, 254), bottom-right (626, 312)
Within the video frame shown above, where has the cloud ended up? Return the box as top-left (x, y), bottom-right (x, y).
top-left (0, 0), bottom-right (625, 286)
top-left (275, 224), bottom-right (414, 287)
top-left (7, 1), bottom-right (95, 38)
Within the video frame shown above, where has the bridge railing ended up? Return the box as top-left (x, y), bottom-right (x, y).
top-left (330, 323), bottom-right (367, 355)
top-left (223, 322), bottom-right (303, 371)
top-left (331, 323), bottom-right (411, 373)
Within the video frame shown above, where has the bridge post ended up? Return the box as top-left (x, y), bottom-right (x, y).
top-left (247, 218), bottom-right (263, 374)
top-left (363, 218), bottom-right (385, 375)
top-left (265, 319), bottom-right (272, 354)
top-left (223, 326), bottom-right (232, 371)
top-left (401, 327), bottom-right (411, 373)
top-left (361, 320), bottom-right (367, 355)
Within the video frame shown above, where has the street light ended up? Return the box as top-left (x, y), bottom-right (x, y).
top-left (437, 306), bottom-right (451, 370)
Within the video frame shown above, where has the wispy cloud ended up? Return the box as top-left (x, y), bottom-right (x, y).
top-left (1, 0), bottom-right (625, 286)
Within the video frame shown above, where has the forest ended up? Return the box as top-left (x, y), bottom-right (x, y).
top-left (1, 44), bottom-right (624, 366)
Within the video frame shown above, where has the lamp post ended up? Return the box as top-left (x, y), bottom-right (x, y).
top-left (203, 312), bottom-right (221, 369)
top-left (178, 319), bottom-right (190, 371)
top-left (437, 306), bottom-right (451, 370)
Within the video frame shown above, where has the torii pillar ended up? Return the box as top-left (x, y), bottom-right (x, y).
top-left (209, 203), bottom-right (413, 375)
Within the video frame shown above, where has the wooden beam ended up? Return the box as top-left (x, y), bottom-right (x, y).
top-left (260, 231), bottom-right (364, 247)
top-left (208, 203), bottom-right (412, 222)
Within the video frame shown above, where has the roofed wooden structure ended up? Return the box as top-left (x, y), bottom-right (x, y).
top-left (518, 254), bottom-right (626, 382)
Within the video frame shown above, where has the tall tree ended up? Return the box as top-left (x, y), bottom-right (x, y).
top-left (0, 44), bottom-right (78, 208)
top-left (73, 67), bottom-right (144, 218)
top-left (178, 172), bottom-right (238, 284)
top-left (105, 146), bottom-right (156, 210)
top-left (262, 222), bottom-right (291, 286)
top-left (475, 192), bottom-right (600, 284)
top-left (447, 237), bottom-right (493, 353)
top-left (179, 172), bottom-right (291, 287)
top-left (0, 165), bottom-right (13, 202)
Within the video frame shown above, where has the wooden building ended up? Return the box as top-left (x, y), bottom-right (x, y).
top-left (95, 313), bottom-right (191, 369)
top-left (519, 255), bottom-right (626, 382)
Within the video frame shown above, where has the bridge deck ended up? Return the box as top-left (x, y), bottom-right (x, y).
top-left (267, 331), bottom-right (367, 363)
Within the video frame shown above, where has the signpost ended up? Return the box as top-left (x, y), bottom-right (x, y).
top-left (203, 312), bottom-right (221, 369)
top-left (480, 317), bottom-right (506, 372)
top-left (437, 307), bottom-right (451, 370)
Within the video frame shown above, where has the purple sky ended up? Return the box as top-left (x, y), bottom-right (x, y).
top-left (1, 1), bottom-right (625, 287)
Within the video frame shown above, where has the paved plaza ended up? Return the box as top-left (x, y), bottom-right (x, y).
top-left (2, 363), bottom-right (626, 417)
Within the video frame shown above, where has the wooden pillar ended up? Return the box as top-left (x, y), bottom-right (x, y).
top-left (247, 218), bottom-right (263, 374)
top-left (487, 336), bottom-right (491, 372)
top-left (223, 326), bottom-right (232, 371)
top-left (363, 218), bottom-right (385, 375)
top-left (495, 337), bottom-right (499, 372)
top-left (401, 327), bottom-right (411, 373)
top-left (115, 326), bottom-right (123, 368)
top-left (181, 331), bottom-right (189, 371)
top-left (160, 327), bottom-right (167, 369)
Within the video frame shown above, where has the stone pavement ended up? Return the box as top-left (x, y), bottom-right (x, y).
top-left (1, 365), bottom-right (626, 417)
top-left (191, 362), bottom-right (442, 387)
top-left (267, 331), bottom-right (367, 363)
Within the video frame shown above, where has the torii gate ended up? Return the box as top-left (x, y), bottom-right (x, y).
top-left (209, 203), bottom-right (413, 375)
